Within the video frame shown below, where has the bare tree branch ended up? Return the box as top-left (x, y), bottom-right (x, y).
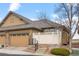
top-left (72, 4), bottom-right (79, 38)
top-left (37, 10), bottom-right (49, 20)
top-left (54, 3), bottom-right (79, 50)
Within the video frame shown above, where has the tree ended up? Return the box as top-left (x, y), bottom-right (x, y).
top-left (53, 3), bottom-right (79, 50)
top-left (37, 10), bottom-right (49, 20)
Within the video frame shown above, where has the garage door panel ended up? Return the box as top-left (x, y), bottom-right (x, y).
top-left (10, 36), bottom-right (17, 46)
top-left (0, 35), bottom-right (5, 45)
top-left (10, 33), bottom-right (29, 47)
top-left (0, 37), bottom-right (4, 44)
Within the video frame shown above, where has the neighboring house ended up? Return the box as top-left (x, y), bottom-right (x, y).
top-left (0, 11), bottom-right (69, 48)
top-left (72, 39), bottom-right (79, 43)
top-left (72, 39), bottom-right (79, 48)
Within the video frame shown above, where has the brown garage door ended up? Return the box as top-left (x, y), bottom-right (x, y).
top-left (0, 34), bottom-right (5, 45)
top-left (10, 33), bottom-right (29, 47)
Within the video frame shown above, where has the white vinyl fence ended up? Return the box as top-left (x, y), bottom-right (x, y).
top-left (33, 31), bottom-right (61, 45)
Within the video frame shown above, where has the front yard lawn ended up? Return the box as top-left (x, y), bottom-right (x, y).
top-left (71, 48), bottom-right (79, 56)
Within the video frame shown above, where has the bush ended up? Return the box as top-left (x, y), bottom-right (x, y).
top-left (50, 48), bottom-right (70, 56)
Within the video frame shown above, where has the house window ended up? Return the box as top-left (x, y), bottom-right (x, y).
top-left (21, 33), bottom-right (26, 36)
top-left (21, 33), bottom-right (29, 36)
top-left (44, 28), bottom-right (57, 34)
top-left (44, 29), bottom-right (50, 32)
top-left (17, 34), bottom-right (21, 36)
top-left (50, 29), bottom-right (55, 32)
top-left (12, 34), bottom-right (16, 36)
top-left (10, 32), bottom-right (29, 36)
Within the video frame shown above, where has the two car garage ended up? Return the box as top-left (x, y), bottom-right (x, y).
top-left (0, 32), bottom-right (29, 47)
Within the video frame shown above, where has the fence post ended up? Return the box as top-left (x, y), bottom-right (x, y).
top-left (35, 41), bottom-right (38, 51)
top-left (33, 38), bottom-right (38, 51)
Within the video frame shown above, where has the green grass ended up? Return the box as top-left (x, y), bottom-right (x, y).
top-left (71, 48), bottom-right (79, 56)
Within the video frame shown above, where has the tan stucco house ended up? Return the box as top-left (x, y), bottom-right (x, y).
top-left (0, 11), bottom-right (69, 48)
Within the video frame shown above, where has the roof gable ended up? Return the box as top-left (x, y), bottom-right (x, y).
top-left (0, 11), bottom-right (32, 27)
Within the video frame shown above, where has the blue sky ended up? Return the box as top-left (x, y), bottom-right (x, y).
top-left (0, 3), bottom-right (58, 21)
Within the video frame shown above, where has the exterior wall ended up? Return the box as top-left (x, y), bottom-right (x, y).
top-left (33, 29), bottom-right (62, 45)
top-left (30, 29), bottom-right (43, 44)
top-left (1, 14), bottom-right (25, 27)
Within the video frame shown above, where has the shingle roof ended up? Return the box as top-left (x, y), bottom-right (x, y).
top-left (31, 20), bottom-right (62, 29)
top-left (0, 11), bottom-right (69, 32)
top-left (0, 24), bottom-right (42, 31)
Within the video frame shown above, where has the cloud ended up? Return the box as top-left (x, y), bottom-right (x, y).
top-left (51, 14), bottom-right (61, 23)
top-left (8, 3), bottom-right (21, 11)
top-left (30, 18), bottom-right (38, 21)
top-left (51, 14), bottom-right (59, 18)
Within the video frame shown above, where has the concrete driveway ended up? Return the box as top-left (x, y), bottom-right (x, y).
top-left (0, 47), bottom-right (36, 56)
top-left (0, 47), bottom-right (53, 56)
